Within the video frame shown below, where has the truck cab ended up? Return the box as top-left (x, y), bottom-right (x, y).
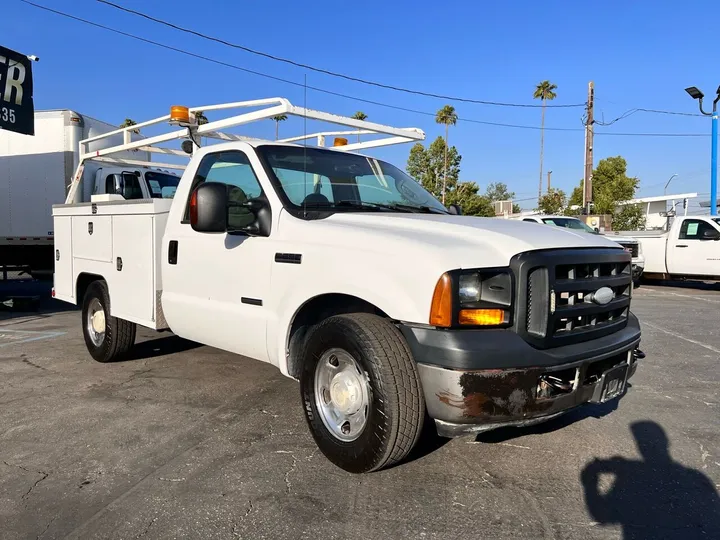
top-left (89, 167), bottom-right (180, 201)
top-left (622, 215), bottom-right (720, 280)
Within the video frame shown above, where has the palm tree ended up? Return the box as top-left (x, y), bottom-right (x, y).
top-left (271, 114), bottom-right (287, 140)
top-left (533, 80), bottom-right (558, 204)
top-left (352, 111), bottom-right (368, 142)
top-left (119, 118), bottom-right (139, 134)
top-left (435, 105), bottom-right (458, 204)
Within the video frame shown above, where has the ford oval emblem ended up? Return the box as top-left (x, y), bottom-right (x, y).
top-left (593, 286), bottom-right (615, 305)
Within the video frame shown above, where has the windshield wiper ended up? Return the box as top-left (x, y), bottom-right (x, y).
top-left (390, 203), bottom-right (448, 214)
top-left (334, 201), bottom-right (447, 214)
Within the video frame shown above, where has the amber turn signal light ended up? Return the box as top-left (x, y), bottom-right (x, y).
top-left (429, 273), bottom-right (453, 327)
top-left (459, 309), bottom-right (505, 326)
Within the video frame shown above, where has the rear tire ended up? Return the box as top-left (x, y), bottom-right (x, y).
top-left (81, 280), bottom-right (136, 363)
top-left (300, 313), bottom-right (425, 473)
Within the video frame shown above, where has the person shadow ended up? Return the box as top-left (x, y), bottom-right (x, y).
top-left (581, 420), bottom-right (720, 539)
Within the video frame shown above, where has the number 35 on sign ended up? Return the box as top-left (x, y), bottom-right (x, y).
top-left (0, 45), bottom-right (35, 136)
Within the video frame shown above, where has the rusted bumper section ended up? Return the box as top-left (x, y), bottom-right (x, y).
top-left (418, 348), bottom-right (643, 438)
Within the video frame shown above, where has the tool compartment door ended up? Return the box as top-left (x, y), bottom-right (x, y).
top-left (52, 216), bottom-right (74, 300)
top-left (71, 215), bottom-right (113, 262)
top-left (110, 214), bottom-right (155, 324)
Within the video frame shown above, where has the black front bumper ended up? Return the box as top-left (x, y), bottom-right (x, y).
top-left (399, 314), bottom-right (642, 436)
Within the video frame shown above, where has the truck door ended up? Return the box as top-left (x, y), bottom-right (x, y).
top-left (667, 218), bottom-right (720, 276)
top-left (160, 150), bottom-right (273, 362)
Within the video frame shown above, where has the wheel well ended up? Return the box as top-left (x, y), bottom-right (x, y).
top-left (286, 294), bottom-right (388, 379)
top-left (76, 273), bottom-right (105, 303)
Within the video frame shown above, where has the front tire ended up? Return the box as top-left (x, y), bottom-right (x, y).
top-left (300, 313), bottom-right (425, 473)
top-left (81, 280), bottom-right (136, 363)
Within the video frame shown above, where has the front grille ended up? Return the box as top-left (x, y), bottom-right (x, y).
top-left (512, 249), bottom-right (632, 349)
top-left (618, 242), bottom-right (639, 258)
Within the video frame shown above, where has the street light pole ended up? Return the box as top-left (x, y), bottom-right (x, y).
top-left (664, 173), bottom-right (678, 195)
top-left (685, 85), bottom-right (720, 216)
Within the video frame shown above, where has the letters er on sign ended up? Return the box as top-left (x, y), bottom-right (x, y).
top-left (0, 45), bottom-right (34, 136)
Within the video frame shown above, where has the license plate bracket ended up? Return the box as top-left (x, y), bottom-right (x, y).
top-left (590, 363), bottom-right (629, 403)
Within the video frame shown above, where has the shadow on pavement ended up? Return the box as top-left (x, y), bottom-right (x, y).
top-left (122, 334), bottom-right (202, 361)
top-left (581, 420), bottom-right (720, 539)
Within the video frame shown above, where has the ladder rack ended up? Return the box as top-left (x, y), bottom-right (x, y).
top-left (66, 97), bottom-right (425, 204)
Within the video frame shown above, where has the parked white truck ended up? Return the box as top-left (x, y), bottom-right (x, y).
top-left (615, 215), bottom-right (720, 281)
top-left (0, 110), bottom-right (179, 276)
top-left (518, 215), bottom-right (645, 282)
top-left (52, 99), bottom-right (645, 473)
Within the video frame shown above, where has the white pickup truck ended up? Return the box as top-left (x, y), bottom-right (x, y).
top-left (518, 215), bottom-right (645, 282)
top-left (52, 99), bottom-right (644, 473)
top-left (616, 215), bottom-right (720, 281)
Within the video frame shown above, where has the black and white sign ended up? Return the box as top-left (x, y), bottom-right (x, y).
top-left (0, 45), bottom-right (34, 136)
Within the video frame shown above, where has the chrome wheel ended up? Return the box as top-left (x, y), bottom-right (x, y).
top-left (314, 348), bottom-right (371, 442)
top-left (86, 297), bottom-right (106, 347)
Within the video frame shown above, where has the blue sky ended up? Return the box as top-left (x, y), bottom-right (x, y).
top-left (4, 0), bottom-right (719, 209)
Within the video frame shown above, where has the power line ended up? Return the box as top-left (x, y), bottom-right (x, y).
top-left (17, 1), bottom-right (712, 139)
top-left (95, 0), bottom-right (586, 109)
top-left (594, 107), bottom-right (704, 126)
top-left (595, 132), bottom-right (707, 137)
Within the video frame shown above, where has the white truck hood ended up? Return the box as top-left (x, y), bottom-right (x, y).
top-left (289, 213), bottom-right (623, 269)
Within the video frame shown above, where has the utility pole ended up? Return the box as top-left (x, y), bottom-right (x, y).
top-left (547, 170), bottom-right (552, 192)
top-left (583, 81), bottom-right (595, 213)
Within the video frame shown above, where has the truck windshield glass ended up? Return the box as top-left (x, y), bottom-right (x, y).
top-left (145, 171), bottom-right (180, 199)
top-left (542, 217), bottom-right (598, 234)
top-left (256, 145), bottom-right (448, 214)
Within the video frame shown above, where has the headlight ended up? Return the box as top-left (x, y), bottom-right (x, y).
top-left (459, 274), bottom-right (481, 303)
top-left (430, 269), bottom-right (513, 328)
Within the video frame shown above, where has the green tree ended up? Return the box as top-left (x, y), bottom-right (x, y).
top-left (612, 204), bottom-right (646, 231)
top-left (446, 182), bottom-right (495, 217)
top-left (271, 114), bottom-right (288, 140)
top-left (564, 156), bottom-right (641, 223)
top-left (435, 105), bottom-right (458, 204)
top-left (591, 156), bottom-right (639, 215)
top-left (485, 182), bottom-right (521, 213)
top-left (407, 137), bottom-right (461, 198)
top-left (406, 137), bottom-right (493, 217)
top-left (119, 118), bottom-right (139, 134)
top-left (537, 188), bottom-right (567, 215)
top-left (352, 111), bottom-right (368, 142)
top-left (533, 81), bottom-right (558, 203)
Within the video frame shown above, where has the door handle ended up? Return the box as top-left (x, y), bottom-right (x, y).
top-left (168, 240), bottom-right (178, 264)
top-left (675, 244), bottom-right (688, 248)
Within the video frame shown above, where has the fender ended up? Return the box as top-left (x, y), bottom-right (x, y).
top-left (269, 279), bottom-right (431, 377)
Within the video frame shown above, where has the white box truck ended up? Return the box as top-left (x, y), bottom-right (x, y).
top-left (0, 110), bottom-right (179, 277)
top-left (52, 98), bottom-right (645, 473)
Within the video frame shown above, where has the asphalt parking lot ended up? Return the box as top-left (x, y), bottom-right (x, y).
top-left (1, 279), bottom-right (719, 539)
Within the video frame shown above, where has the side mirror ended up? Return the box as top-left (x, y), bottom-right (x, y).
top-left (190, 182), bottom-right (272, 236)
top-left (701, 228), bottom-right (720, 240)
top-left (447, 204), bottom-right (462, 215)
top-left (190, 182), bottom-right (228, 233)
top-left (113, 175), bottom-right (125, 197)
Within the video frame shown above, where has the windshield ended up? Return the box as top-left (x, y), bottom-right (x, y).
top-left (714, 218), bottom-right (720, 227)
top-left (542, 217), bottom-right (597, 234)
top-left (145, 171), bottom-right (180, 199)
top-left (256, 145), bottom-right (448, 214)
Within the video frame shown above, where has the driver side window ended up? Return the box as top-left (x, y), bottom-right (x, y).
top-left (186, 151), bottom-right (263, 229)
top-left (679, 219), bottom-right (717, 240)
